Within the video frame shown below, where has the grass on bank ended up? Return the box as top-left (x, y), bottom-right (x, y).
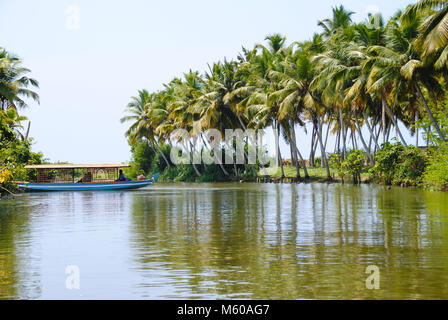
top-left (259, 166), bottom-right (370, 183)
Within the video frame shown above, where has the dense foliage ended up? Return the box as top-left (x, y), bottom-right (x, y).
top-left (1, 47), bottom-right (42, 194)
top-left (122, 1), bottom-right (448, 186)
top-left (423, 144), bottom-right (448, 190)
top-left (370, 142), bottom-right (428, 186)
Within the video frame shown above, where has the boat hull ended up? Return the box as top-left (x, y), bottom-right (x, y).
top-left (17, 179), bottom-right (155, 191)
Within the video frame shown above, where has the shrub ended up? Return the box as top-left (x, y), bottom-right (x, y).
top-left (370, 142), bottom-right (428, 186)
top-left (329, 153), bottom-right (345, 181)
top-left (342, 150), bottom-right (365, 185)
top-left (394, 146), bottom-right (428, 186)
top-left (422, 144), bottom-right (448, 191)
top-left (328, 151), bottom-right (365, 184)
top-left (149, 144), bottom-right (172, 175)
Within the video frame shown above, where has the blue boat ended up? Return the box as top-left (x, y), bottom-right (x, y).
top-left (17, 164), bottom-right (159, 192)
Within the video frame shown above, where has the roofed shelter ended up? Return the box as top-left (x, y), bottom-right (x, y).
top-left (25, 164), bottom-right (131, 184)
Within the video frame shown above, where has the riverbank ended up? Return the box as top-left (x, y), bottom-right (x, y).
top-left (153, 164), bottom-right (371, 184)
top-left (255, 166), bottom-right (370, 184)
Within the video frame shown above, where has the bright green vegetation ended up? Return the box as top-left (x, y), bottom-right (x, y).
top-left (422, 144), bottom-right (448, 191)
top-left (1, 47), bottom-right (43, 195)
top-left (369, 142), bottom-right (428, 186)
top-left (264, 142), bottom-right (448, 191)
top-left (123, 1), bottom-right (448, 189)
top-left (260, 166), bottom-right (335, 181)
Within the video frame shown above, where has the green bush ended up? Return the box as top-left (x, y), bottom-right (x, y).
top-left (342, 150), bottom-right (365, 184)
top-left (395, 146), bottom-right (428, 186)
top-left (423, 144), bottom-right (448, 191)
top-left (370, 142), bottom-right (428, 186)
top-left (126, 140), bottom-right (173, 179)
top-left (149, 144), bottom-right (172, 175)
top-left (329, 153), bottom-right (345, 180)
top-left (328, 151), bottom-right (365, 184)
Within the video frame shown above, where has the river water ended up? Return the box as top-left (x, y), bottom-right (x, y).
top-left (1, 183), bottom-right (448, 299)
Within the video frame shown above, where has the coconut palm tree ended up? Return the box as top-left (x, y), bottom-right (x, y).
top-left (268, 41), bottom-right (326, 178)
top-left (165, 71), bottom-right (204, 176)
top-left (121, 89), bottom-right (172, 167)
top-left (0, 108), bottom-right (28, 141)
top-left (318, 5), bottom-right (355, 39)
top-left (403, 0), bottom-right (448, 58)
top-left (0, 48), bottom-right (39, 110)
top-left (366, 10), bottom-right (446, 143)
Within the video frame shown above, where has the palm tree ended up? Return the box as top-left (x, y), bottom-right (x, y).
top-left (166, 71), bottom-right (204, 176)
top-left (403, 0), bottom-right (448, 58)
top-left (0, 108), bottom-right (28, 141)
top-left (366, 11), bottom-right (446, 142)
top-left (318, 5), bottom-right (355, 39)
top-left (252, 34), bottom-right (288, 179)
top-left (0, 48), bottom-right (39, 110)
top-left (269, 41), bottom-right (326, 178)
top-left (121, 89), bottom-right (172, 167)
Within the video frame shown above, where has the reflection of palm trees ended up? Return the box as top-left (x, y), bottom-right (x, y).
top-left (129, 184), bottom-right (448, 299)
top-left (0, 196), bottom-right (41, 299)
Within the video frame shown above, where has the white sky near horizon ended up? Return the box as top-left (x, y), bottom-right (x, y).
top-left (1, 0), bottom-right (416, 164)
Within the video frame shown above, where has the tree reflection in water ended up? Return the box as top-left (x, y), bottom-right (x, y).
top-left (129, 183), bottom-right (448, 299)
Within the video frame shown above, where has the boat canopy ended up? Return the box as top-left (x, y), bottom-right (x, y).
top-left (24, 164), bottom-right (131, 184)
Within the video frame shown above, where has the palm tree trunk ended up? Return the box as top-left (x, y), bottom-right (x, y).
top-left (351, 130), bottom-right (356, 150)
top-left (232, 137), bottom-right (239, 177)
top-left (201, 134), bottom-right (229, 175)
top-left (355, 111), bottom-right (375, 165)
top-left (374, 121), bottom-right (381, 153)
top-left (322, 130), bottom-right (328, 168)
top-left (153, 139), bottom-right (171, 168)
top-left (324, 120), bottom-right (331, 151)
top-left (189, 141), bottom-right (201, 176)
top-left (312, 133), bottom-right (319, 158)
top-left (415, 83), bottom-right (446, 142)
top-left (335, 127), bottom-right (340, 154)
top-left (381, 93), bottom-right (407, 145)
top-left (309, 126), bottom-right (316, 167)
top-left (236, 115), bottom-right (258, 177)
top-left (395, 116), bottom-right (399, 142)
top-left (314, 116), bottom-right (331, 180)
top-left (362, 111), bottom-right (381, 150)
top-left (415, 111), bottom-right (419, 147)
top-left (339, 108), bottom-right (346, 159)
top-left (382, 100), bottom-right (386, 144)
top-left (273, 122), bottom-right (284, 179)
top-left (277, 124), bottom-right (285, 179)
top-left (25, 121), bottom-right (31, 141)
top-left (289, 132), bottom-right (300, 179)
top-left (289, 122), bottom-right (300, 179)
top-left (291, 122), bottom-right (309, 179)
top-left (321, 118), bottom-right (330, 167)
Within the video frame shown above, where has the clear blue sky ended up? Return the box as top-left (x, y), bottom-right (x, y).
top-left (1, 0), bottom-right (414, 163)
